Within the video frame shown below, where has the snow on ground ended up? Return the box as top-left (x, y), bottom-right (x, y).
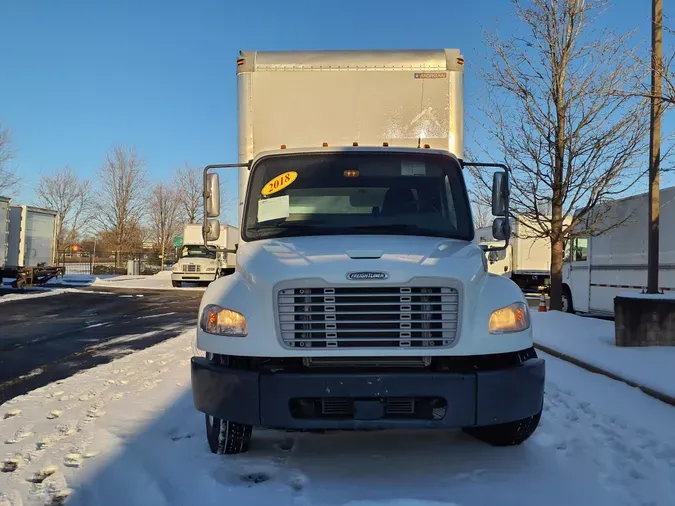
top-left (0, 289), bottom-right (113, 304)
top-left (91, 272), bottom-right (205, 291)
top-left (2, 271), bottom-right (206, 296)
top-left (532, 311), bottom-right (675, 400)
top-left (1, 331), bottom-right (675, 506)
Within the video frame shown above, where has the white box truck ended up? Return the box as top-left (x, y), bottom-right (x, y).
top-left (0, 196), bottom-right (9, 269)
top-left (6, 205), bottom-right (58, 268)
top-left (0, 203), bottom-right (61, 288)
top-left (475, 215), bottom-right (560, 292)
top-left (171, 223), bottom-right (238, 287)
top-left (190, 49), bottom-right (545, 455)
top-left (562, 185), bottom-right (675, 315)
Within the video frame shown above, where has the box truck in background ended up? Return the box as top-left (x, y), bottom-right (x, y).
top-left (171, 223), bottom-right (238, 287)
top-left (7, 205), bottom-right (58, 267)
top-left (190, 49), bottom-right (545, 455)
top-left (475, 215), bottom-right (557, 292)
top-left (0, 203), bottom-right (61, 288)
top-left (562, 185), bottom-right (675, 315)
top-left (0, 196), bottom-right (9, 269)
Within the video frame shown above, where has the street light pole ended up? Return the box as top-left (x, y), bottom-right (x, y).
top-left (647, 0), bottom-right (663, 294)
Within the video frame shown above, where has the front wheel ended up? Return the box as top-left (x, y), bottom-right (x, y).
top-left (172, 280), bottom-right (182, 288)
top-left (205, 414), bottom-right (252, 455)
top-left (463, 410), bottom-right (542, 447)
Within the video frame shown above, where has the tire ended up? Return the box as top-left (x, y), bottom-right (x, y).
top-left (464, 410), bottom-right (542, 447)
top-left (561, 285), bottom-right (574, 313)
top-left (205, 414), bottom-right (253, 455)
top-left (172, 280), bottom-right (182, 288)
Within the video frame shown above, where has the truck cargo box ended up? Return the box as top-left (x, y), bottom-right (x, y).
top-left (0, 196), bottom-right (9, 267)
top-left (236, 49), bottom-right (465, 224)
top-left (6, 205), bottom-right (57, 268)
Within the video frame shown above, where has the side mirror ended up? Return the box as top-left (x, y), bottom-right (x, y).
top-left (206, 173), bottom-right (220, 218)
top-left (203, 218), bottom-right (221, 242)
top-left (491, 171), bottom-right (509, 217)
top-left (492, 217), bottom-right (511, 242)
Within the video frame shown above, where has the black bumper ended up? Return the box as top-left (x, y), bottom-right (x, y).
top-left (191, 355), bottom-right (545, 430)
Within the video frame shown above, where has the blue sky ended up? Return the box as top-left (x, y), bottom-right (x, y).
top-left (1, 0), bottom-right (672, 226)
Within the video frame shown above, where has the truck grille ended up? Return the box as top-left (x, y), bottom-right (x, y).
top-left (277, 286), bottom-right (459, 349)
top-left (182, 263), bottom-right (201, 273)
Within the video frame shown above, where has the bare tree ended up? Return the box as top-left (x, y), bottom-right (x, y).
top-left (615, 23), bottom-right (675, 108)
top-left (0, 121), bottom-right (19, 196)
top-left (469, 0), bottom-right (650, 310)
top-left (93, 145), bottom-right (148, 267)
top-left (149, 183), bottom-right (182, 269)
top-left (472, 203), bottom-right (492, 229)
top-left (173, 163), bottom-right (203, 224)
top-left (34, 165), bottom-right (92, 252)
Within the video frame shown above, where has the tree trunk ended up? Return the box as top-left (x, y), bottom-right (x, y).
top-left (549, 234), bottom-right (564, 311)
top-left (549, 194), bottom-right (565, 311)
top-left (161, 237), bottom-right (165, 270)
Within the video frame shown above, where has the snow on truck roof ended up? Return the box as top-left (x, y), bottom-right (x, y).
top-left (237, 49), bottom-right (464, 72)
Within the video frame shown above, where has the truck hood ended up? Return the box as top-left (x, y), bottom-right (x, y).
top-left (235, 235), bottom-right (486, 286)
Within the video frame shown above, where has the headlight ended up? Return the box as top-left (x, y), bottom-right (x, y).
top-left (488, 302), bottom-right (530, 334)
top-left (206, 267), bottom-right (216, 272)
top-left (172, 264), bottom-right (181, 271)
top-left (200, 304), bottom-right (248, 337)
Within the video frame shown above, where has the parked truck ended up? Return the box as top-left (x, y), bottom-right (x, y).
top-left (562, 185), bottom-right (675, 316)
top-left (171, 223), bottom-right (238, 287)
top-left (0, 196), bottom-right (9, 269)
top-left (475, 215), bottom-right (561, 292)
top-left (190, 49), bottom-right (545, 455)
top-left (0, 203), bottom-right (61, 288)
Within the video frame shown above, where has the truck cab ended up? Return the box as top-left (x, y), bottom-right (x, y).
top-left (171, 243), bottom-right (220, 287)
top-left (190, 49), bottom-right (545, 455)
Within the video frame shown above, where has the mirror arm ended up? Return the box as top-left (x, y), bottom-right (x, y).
top-left (202, 163), bottom-right (251, 246)
top-left (460, 161), bottom-right (510, 173)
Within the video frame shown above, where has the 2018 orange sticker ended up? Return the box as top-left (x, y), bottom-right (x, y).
top-left (261, 171), bottom-right (297, 196)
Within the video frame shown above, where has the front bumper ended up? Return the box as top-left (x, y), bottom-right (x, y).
top-left (191, 354), bottom-right (545, 430)
top-left (171, 272), bottom-right (217, 282)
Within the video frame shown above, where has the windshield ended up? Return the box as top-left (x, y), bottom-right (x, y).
top-left (242, 152), bottom-right (473, 242)
top-left (180, 245), bottom-right (217, 259)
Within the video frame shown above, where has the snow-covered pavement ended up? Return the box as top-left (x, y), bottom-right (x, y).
top-left (1, 331), bottom-right (674, 506)
top-left (90, 271), bottom-right (205, 291)
top-left (532, 311), bottom-right (675, 400)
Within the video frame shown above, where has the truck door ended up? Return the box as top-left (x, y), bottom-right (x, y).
top-left (487, 246), bottom-right (511, 277)
top-left (565, 236), bottom-right (591, 312)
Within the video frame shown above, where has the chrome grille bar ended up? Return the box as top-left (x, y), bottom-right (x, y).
top-left (277, 286), bottom-right (459, 349)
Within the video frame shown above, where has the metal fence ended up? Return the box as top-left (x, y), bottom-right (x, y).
top-left (56, 250), bottom-right (166, 276)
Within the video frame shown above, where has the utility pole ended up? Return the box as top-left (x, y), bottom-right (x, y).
top-left (647, 0), bottom-right (663, 293)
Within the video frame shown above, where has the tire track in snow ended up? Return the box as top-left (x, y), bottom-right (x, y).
top-left (0, 332), bottom-right (193, 506)
top-left (535, 378), bottom-right (675, 505)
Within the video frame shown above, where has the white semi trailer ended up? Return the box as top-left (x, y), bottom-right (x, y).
top-left (171, 223), bottom-right (238, 287)
top-left (190, 49), bottom-right (545, 454)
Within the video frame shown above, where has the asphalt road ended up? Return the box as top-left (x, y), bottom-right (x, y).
top-left (0, 287), bottom-right (202, 405)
